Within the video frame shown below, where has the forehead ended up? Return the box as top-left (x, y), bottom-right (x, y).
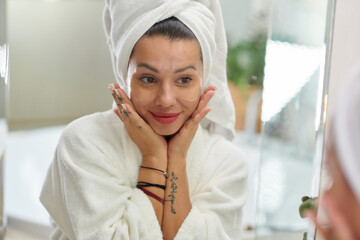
top-left (130, 36), bottom-right (202, 70)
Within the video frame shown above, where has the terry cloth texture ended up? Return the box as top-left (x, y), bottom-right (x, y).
top-left (40, 110), bottom-right (248, 240)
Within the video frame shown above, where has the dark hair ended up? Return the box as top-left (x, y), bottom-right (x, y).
top-left (130, 17), bottom-right (202, 61)
top-left (144, 17), bottom-right (197, 41)
top-left (133, 17), bottom-right (202, 62)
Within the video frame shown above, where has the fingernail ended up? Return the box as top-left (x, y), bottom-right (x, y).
top-left (109, 84), bottom-right (116, 95)
top-left (109, 83), bottom-right (115, 91)
top-left (113, 108), bottom-right (120, 116)
top-left (115, 89), bottom-right (121, 97)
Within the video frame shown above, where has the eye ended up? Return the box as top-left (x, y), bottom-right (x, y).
top-left (140, 76), bottom-right (156, 84)
top-left (176, 77), bottom-right (192, 85)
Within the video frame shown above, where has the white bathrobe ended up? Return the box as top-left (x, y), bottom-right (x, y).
top-left (40, 110), bottom-right (247, 240)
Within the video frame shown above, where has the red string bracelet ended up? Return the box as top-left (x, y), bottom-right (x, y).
top-left (138, 187), bottom-right (164, 204)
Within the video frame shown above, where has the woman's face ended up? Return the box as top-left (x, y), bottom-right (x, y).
top-left (128, 36), bottom-right (203, 136)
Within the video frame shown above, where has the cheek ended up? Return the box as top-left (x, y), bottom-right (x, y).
top-left (130, 88), bottom-right (155, 112)
top-left (177, 86), bottom-right (201, 111)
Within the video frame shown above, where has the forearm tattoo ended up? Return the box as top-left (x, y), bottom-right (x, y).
top-left (168, 172), bottom-right (178, 214)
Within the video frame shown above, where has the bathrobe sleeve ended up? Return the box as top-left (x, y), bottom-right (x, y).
top-left (175, 136), bottom-right (248, 240)
top-left (40, 114), bottom-right (163, 240)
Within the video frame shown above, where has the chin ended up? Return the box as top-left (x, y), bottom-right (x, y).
top-left (152, 124), bottom-right (181, 136)
top-left (154, 128), bottom-right (179, 136)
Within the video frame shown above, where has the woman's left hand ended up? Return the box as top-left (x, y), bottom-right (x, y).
top-left (306, 194), bottom-right (357, 240)
top-left (167, 85), bottom-right (216, 159)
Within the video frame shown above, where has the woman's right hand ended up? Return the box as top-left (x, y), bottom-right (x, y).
top-left (109, 83), bottom-right (168, 164)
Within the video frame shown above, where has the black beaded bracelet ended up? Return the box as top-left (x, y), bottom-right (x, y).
top-left (140, 166), bottom-right (168, 178)
top-left (136, 181), bottom-right (166, 190)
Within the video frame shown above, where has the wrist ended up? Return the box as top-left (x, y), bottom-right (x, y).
top-left (168, 149), bottom-right (188, 160)
top-left (142, 154), bottom-right (167, 168)
top-left (167, 155), bottom-right (187, 170)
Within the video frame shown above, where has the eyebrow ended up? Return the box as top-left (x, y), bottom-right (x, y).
top-left (138, 63), bottom-right (158, 73)
top-left (137, 63), bottom-right (197, 73)
top-left (174, 65), bottom-right (197, 73)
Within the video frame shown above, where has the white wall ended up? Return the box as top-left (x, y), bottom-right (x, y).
top-left (8, 0), bottom-right (114, 128)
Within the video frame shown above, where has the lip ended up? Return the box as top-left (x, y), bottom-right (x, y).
top-left (150, 112), bottom-right (180, 124)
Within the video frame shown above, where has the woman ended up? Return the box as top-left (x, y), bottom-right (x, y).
top-left (40, 1), bottom-right (247, 240)
top-left (305, 66), bottom-right (360, 240)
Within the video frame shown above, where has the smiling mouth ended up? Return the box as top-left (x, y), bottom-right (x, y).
top-left (151, 112), bottom-right (180, 124)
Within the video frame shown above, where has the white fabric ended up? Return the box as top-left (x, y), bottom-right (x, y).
top-left (333, 65), bottom-right (360, 203)
top-left (103, 0), bottom-right (236, 140)
top-left (40, 110), bottom-right (247, 240)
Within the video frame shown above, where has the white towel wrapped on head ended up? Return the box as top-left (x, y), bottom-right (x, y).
top-left (103, 0), bottom-right (236, 140)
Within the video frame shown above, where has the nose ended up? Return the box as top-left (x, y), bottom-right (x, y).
top-left (155, 82), bottom-right (176, 107)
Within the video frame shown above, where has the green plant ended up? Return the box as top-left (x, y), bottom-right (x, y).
top-left (227, 32), bottom-right (267, 88)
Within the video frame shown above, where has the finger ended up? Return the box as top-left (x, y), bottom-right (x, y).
top-left (119, 104), bottom-right (132, 123)
top-left (120, 103), bottom-right (149, 130)
top-left (203, 85), bottom-right (217, 94)
top-left (113, 108), bottom-right (124, 122)
top-left (176, 106), bottom-right (211, 150)
top-left (109, 83), bottom-right (134, 114)
top-left (182, 107), bottom-right (211, 134)
top-left (109, 85), bottom-right (126, 121)
top-left (304, 210), bottom-right (333, 240)
top-left (193, 87), bottom-right (216, 116)
top-left (201, 85), bottom-right (216, 103)
top-left (113, 83), bottom-right (136, 110)
top-left (193, 106), bottom-right (211, 124)
top-left (109, 85), bottom-right (149, 130)
top-left (322, 196), bottom-right (356, 240)
top-left (109, 83), bottom-right (125, 105)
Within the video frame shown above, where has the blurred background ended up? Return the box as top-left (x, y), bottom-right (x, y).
top-left (6, 0), bottom-right (265, 130)
top-left (1, 0), bottom-right (360, 239)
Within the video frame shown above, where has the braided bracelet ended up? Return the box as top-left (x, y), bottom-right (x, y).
top-left (138, 187), bottom-right (164, 204)
top-left (137, 181), bottom-right (166, 190)
top-left (140, 166), bottom-right (168, 178)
